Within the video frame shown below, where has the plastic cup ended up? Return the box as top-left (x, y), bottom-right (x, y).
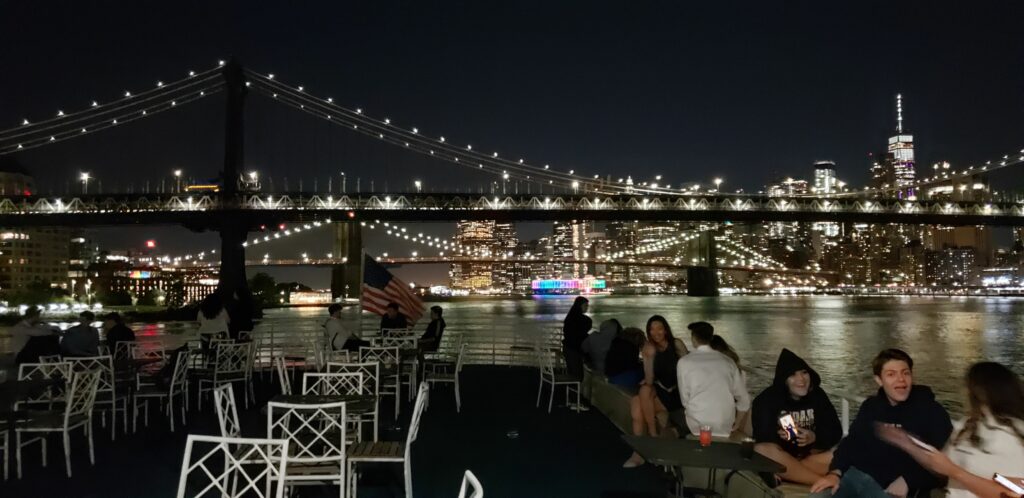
top-left (699, 425), bottom-right (712, 447)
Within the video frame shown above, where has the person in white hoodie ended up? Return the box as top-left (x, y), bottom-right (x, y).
top-left (879, 361), bottom-right (1024, 498)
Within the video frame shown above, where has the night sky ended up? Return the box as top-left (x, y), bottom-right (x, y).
top-left (2, 1), bottom-right (1023, 287)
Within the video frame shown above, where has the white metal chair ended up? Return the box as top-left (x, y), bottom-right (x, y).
top-left (536, 351), bottom-right (581, 413)
top-left (380, 335), bottom-right (420, 402)
top-left (175, 434), bottom-right (289, 498)
top-left (327, 362), bottom-right (381, 441)
top-left (38, 354), bottom-right (62, 364)
top-left (16, 369), bottom-right (102, 478)
top-left (302, 372), bottom-right (364, 397)
top-left (196, 342), bottom-right (253, 410)
top-left (457, 470), bottom-right (483, 498)
top-left (213, 383), bottom-right (242, 438)
top-left (425, 344), bottom-right (467, 412)
top-left (347, 382), bottom-right (429, 498)
top-left (16, 361), bottom-right (72, 411)
top-left (113, 341), bottom-right (136, 361)
top-left (359, 346), bottom-right (401, 416)
top-left (267, 401), bottom-right (347, 496)
top-left (65, 355), bottom-right (129, 439)
top-left (133, 350), bottom-right (189, 432)
top-left (274, 355), bottom-right (292, 395)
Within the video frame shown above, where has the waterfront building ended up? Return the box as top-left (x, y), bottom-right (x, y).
top-left (450, 220), bottom-right (496, 292)
top-left (872, 94), bottom-right (916, 199)
top-left (925, 247), bottom-right (977, 286)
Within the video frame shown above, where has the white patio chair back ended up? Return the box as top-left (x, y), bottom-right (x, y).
top-left (301, 372), bottom-right (364, 396)
top-left (65, 356), bottom-right (117, 398)
top-left (457, 470), bottom-right (484, 498)
top-left (113, 341), bottom-right (136, 361)
top-left (359, 346), bottom-right (400, 368)
top-left (65, 369), bottom-right (103, 422)
top-left (325, 349), bottom-right (352, 364)
top-left (274, 356), bottom-right (292, 395)
top-left (168, 351), bottom-right (189, 397)
top-left (380, 328), bottom-right (413, 337)
top-left (175, 434), bottom-right (289, 498)
top-left (266, 401), bottom-right (346, 487)
top-left (380, 334), bottom-right (419, 351)
top-left (16, 361), bottom-right (72, 408)
top-left (38, 354), bottom-right (62, 364)
top-left (403, 382), bottom-right (430, 493)
top-left (131, 340), bottom-right (166, 362)
top-left (325, 362), bottom-right (379, 396)
top-left (213, 384), bottom-right (242, 438)
top-left (214, 342), bottom-right (251, 376)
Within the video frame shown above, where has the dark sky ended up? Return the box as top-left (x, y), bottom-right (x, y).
top-left (2, 1), bottom-right (1023, 287)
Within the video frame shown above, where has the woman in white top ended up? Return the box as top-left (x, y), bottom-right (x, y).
top-left (197, 293), bottom-right (230, 339)
top-left (880, 361), bottom-right (1024, 498)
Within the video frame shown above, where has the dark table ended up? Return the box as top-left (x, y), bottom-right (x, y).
top-left (622, 435), bottom-right (785, 497)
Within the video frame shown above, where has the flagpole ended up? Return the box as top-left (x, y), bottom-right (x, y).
top-left (357, 249), bottom-right (365, 339)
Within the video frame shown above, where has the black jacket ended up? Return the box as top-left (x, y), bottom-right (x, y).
top-left (420, 318), bottom-right (446, 352)
top-left (562, 313), bottom-right (592, 352)
top-left (752, 349), bottom-right (842, 457)
top-left (830, 384), bottom-right (953, 495)
top-left (604, 336), bottom-right (641, 377)
top-left (380, 313), bottom-right (408, 331)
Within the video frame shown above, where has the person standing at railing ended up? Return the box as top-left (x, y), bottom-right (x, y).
top-left (810, 348), bottom-right (952, 498)
top-left (752, 348), bottom-right (842, 487)
top-left (197, 293), bottom-right (230, 348)
top-left (561, 296), bottom-right (592, 381)
top-left (877, 361), bottom-right (1024, 498)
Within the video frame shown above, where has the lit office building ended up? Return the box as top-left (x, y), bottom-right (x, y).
top-left (813, 161), bottom-right (837, 194)
top-left (450, 220), bottom-right (496, 291)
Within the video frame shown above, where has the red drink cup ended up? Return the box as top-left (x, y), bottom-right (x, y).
top-left (699, 425), bottom-right (712, 447)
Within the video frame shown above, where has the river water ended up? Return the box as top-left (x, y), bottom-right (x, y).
top-left (6, 295), bottom-right (1024, 411)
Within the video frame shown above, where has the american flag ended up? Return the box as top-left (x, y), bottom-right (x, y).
top-left (361, 254), bottom-right (425, 324)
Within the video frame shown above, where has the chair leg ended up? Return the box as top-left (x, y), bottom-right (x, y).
top-left (455, 378), bottom-right (461, 413)
top-left (168, 397), bottom-right (175, 432)
top-left (63, 431), bottom-right (72, 478)
top-left (87, 422), bottom-right (95, 465)
top-left (535, 375), bottom-right (543, 407)
top-left (15, 433), bottom-right (21, 480)
top-left (41, 437), bottom-right (47, 467)
top-left (132, 400), bottom-right (138, 433)
top-left (548, 381), bottom-right (555, 413)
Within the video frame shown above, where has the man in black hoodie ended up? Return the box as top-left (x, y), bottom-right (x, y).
top-left (810, 349), bottom-right (952, 498)
top-left (753, 348), bottom-right (842, 486)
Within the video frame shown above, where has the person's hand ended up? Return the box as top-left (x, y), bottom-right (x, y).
top-left (796, 428), bottom-right (816, 447)
top-left (810, 473), bottom-right (840, 494)
top-left (777, 428), bottom-right (789, 441)
top-left (885, 476), bottom-right (908, 498)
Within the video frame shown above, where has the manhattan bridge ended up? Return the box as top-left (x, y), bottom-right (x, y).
top-left (3, 59), bottom-right (1023, 324)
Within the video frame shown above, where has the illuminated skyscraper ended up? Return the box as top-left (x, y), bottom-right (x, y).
top-left (813, 161), bottom-right (837, 194)
top-left (883, 94), bottom-right (916, 199)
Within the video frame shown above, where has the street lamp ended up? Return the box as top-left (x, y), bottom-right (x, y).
top-left (340, 171), bottom-right (346, 193)
top-left (714, 178), bottom-right (723, 191)
top-left (414, 180), bottom-right (422, 193)
top-left (79, 172), bottom-right (91, 194)
top-left (173, 169), bottom-right (183, 192)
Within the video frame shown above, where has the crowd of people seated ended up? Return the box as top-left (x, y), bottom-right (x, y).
top-left (567, 303), bottom-right (1024, 498)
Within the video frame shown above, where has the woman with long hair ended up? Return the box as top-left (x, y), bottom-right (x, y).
top-left (878, 362), bottom-right (1024, 498)
top-left (561, 296), bottom-right (592, 380)
top-left (710, 334), bottom-right (741, 367)
top-left (623, 315), bottom-right (689, 467)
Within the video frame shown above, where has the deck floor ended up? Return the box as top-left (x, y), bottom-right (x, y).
top-left (2, 365), bottom-right (669, 497)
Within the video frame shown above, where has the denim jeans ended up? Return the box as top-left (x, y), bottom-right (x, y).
top-left (808, 467), bottom-right (891, 498)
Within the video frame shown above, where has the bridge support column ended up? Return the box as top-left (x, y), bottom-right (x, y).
top-left (687, 230), bottom-right (719, 297)
top-left (215, 58), bottom-right (254, 332)
top-left (331, 221), bottom-right (363, 300)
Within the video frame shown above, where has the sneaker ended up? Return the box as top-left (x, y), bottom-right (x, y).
top-left (622, 453), bottom-right (645, 468)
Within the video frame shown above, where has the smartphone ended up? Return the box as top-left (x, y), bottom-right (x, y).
top-left (994, 474), bottom-right (1024, 495)
top-left (907, 435), bottom-right (936, 453)
top-left (779, 414), bottom-right (799, 441)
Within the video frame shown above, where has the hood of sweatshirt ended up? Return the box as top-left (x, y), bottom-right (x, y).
top-left (771, 348), bottom-right (821, 394)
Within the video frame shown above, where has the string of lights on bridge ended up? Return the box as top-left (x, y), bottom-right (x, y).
top-left (1, 59), bottom-right (1022, 202)
top-left (0, 64), bottom-right (225, 155)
